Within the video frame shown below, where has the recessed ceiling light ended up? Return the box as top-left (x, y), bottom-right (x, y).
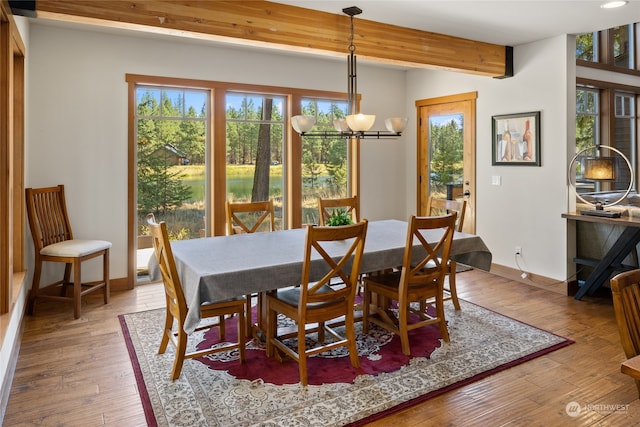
top-left (601, 1), bottom-right (628, 9)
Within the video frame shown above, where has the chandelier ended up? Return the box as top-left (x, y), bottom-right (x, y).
top-left (291, 6), bottom-right (408, 139)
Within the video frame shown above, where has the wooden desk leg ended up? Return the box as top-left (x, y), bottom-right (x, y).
top-left (575, 227), bottom-right (640, 300)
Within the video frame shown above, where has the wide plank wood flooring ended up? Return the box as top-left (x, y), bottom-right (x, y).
top-left (4, 269), bottom-right (640, 426)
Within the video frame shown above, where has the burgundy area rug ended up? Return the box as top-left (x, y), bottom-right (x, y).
top-left (119, 300), bottom-right (573, 426)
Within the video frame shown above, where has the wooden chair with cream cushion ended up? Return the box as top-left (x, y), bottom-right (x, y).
top-left (610, 269), bottom-right (640, 396)
top-left (25, 184), bottom-right (111, 319)
top-left (266, 220), bottom-right (368, 386)
top-left (226, 200), bottom-right (275, 235)
top-left (318, 195), bottom-right (359, 225)
top-left (147, 214), bottom-right (246, 380)
top-left (225, 199), bottom-right (275, 335)
top-left (363, 213), bottom-right (456, 356)
top-left (426, 196), bottom-right (467, 310)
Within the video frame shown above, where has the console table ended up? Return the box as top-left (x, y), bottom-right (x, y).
top-left (563, 212), bottom-right (640, 300)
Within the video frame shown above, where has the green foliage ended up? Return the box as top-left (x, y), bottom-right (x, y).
top-left (136, 90), bottom-right (193, 216)
top-left (326, 209), bottom-right (354, 226)
top-left (429, 117), bottom-right (463, 191)
top-left (576, 33), bottom-right (595, 61)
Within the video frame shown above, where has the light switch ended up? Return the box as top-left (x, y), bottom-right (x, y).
top-left (491, 175), bottom-right (502, 186)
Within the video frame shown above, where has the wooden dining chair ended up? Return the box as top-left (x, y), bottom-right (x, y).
top-left (266, 220), bottom-right (368, 386)
top-left (226, 200), bottom-right (275, 235)
top-left (225, 199), bottom-right (275, 335)
top-left (147, 214), bottom-right (246, 380)
top-left (610, 269), bottom-right (640, 396)
top-left (318, 195), bottom-right (359, 226)
top-left (25, 185), bottom-right (111, 319)
top-left (426, 196), bottom-right (467, 310)
top-left (363, 213), bottom-right (457, 356)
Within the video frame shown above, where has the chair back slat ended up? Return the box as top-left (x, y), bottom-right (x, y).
top-left (299, 221), bottom-right (368, 308)
top-left (226, 200), bottom-right (275, 235)
top-left (622, 284), bottom-right (640, 355)
top-left (426, 196), bottom-right (466, 232)
top-left (400, 214), bottom-right (457, 294)
top-left (26, 185), bottom-right (74, 250)
top-left (318, 196), bottom-right (359, 226)
top-left (612, 271), bottom-right (640, 358)
top-left (147, 214), bottom-right (187, 320)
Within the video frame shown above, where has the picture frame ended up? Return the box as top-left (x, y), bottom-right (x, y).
top-left (492, 111), bottom-right (541, 166)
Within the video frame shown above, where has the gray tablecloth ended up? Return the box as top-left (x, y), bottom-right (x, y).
top-left (148, 219), bottom-right (492, 333)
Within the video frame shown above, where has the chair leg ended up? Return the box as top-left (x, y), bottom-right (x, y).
top-left (62, 263), bottom-right (72, 296)
top-left (171, 328), bottom-right (188, 381)
top-left (73, 260), bottom-right (82, 319)
top-left (448, 261), bottom-right (461, 310)
top-left (363, 287), bottom-right (371, 333)
top-left (346, 312), bottom-right (360, 369)
top-left (28, 259), bottom-right (42, 315)
top-left (318, 321), bottom-right (325, 343)
top-left (298, 326), bottom-right (308, 386)
top-left (436, 293), bottom-right (450, 342)
top-left (219, 315), bottom-right (226, 340)
top-left (103, 250), bottom-right (110, 304)
top-left (237, 305), bottom-right (246, 363)
top-left (245, 293), bottom-right (253, 337)
top-left (266, 304), bottom-right (276, 358)
top-left (398, 303), bottom-right (411, 356)
top-left (158, 306), bottom-right (173, 355)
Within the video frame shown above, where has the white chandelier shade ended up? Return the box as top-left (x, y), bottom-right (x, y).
top-left (290, 6), bottom-right (407, 139)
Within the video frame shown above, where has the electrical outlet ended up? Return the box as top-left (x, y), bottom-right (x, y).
top-left (515, 246), bottom-right (522, 255)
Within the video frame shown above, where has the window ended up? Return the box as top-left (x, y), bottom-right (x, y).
top-left (576, 88), bottom-right (598, 153)
top-left (613, 25), bottom-right (634, 69)
top-left (135, 86), bottom-right (208, 240)
top-left (576, 24), bottom-right (639, 72)
top-left (299, 98), bottom-right (350, 224)
top-left (127, 75), bottom-right (357, 284)
top-left (226, 93), bottom-right (286, 228)
top-left (576, 32), bottom-right (597, 62)
top-left (614, 92), bottom-right (636, 189)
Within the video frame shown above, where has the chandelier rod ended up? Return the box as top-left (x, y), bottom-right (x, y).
top-left (345, 6), bottom-right (361, 116)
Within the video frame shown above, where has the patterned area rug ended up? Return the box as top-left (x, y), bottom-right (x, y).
top-left (119, 300), bottom-right (572, 426)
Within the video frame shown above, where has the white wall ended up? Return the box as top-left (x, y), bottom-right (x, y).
top-left (406, 36), bottom-right (573, 281)
top-left (26, 23), bottom-right (407, 281)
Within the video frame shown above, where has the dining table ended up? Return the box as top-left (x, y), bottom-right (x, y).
top-left (148, 219), bottom-right (492, 334)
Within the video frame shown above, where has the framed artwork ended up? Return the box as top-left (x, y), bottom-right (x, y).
top-left (492, 111), bottom-right (541, 166)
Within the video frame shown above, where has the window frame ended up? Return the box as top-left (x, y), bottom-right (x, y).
top-left (577, 23), bottom-right (640, 76)
top-left (125, 74), bottom-right (358, 288)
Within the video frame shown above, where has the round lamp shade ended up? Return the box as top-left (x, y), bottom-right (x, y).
top-left (333, 118), bottom-right (350, 132)
top-left (346, 114), bottom-right (376, 132)
top-left (385, 117), bottom-right (408, 133)
top-left (291, 115), bottom-right (316, 134)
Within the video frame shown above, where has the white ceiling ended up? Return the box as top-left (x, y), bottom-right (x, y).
top-left (275, 0), bottom-right (640, 46)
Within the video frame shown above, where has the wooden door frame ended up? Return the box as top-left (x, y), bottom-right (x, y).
top-left (415, 92), bottom-right (477, 234)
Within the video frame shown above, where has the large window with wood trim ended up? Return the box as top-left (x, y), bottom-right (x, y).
top-left (575, 22), bottom-right (640, 202)
top-left (127, 75), bottom-right (357, 285)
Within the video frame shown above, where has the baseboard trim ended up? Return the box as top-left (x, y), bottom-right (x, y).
top-left (489, 263), bottom-right (568, 295)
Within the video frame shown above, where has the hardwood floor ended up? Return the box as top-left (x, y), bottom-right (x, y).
top-left (4, 269), bottom-right (640, 426)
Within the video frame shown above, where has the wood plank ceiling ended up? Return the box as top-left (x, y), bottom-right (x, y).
top-left (33, 0), bottom-right (510, 77)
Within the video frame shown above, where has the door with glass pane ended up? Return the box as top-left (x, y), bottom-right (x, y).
top-left (416, 92), bottom-right (476, 234)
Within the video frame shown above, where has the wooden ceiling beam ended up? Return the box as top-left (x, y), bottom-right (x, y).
top-left (34, 1), bottom-right (510, 77)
